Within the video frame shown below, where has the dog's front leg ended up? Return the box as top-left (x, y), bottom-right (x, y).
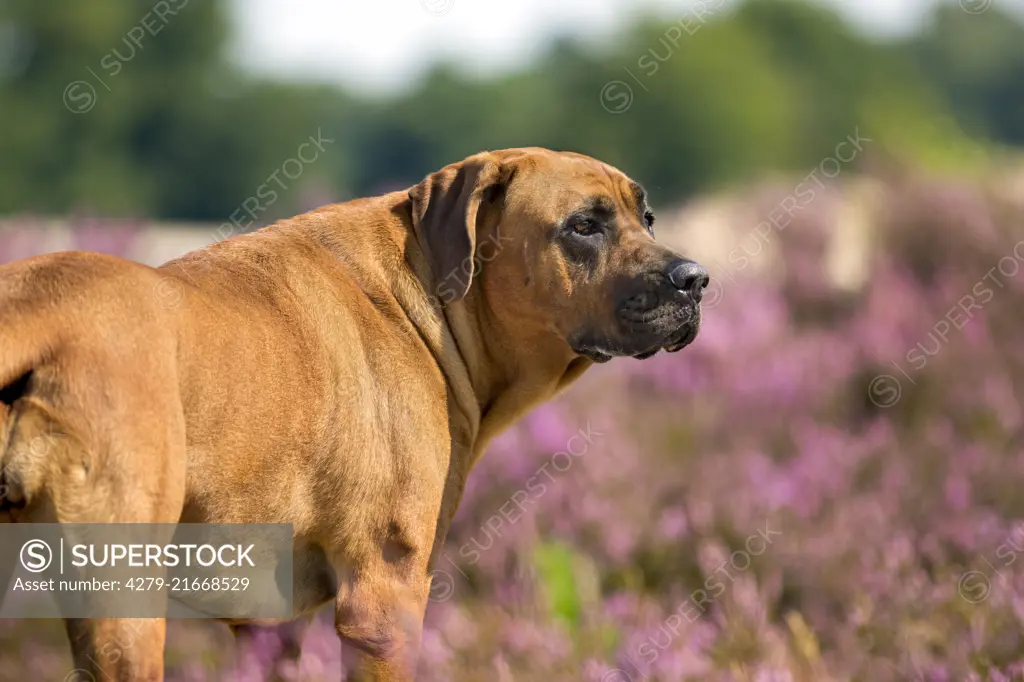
top-left (334, 561), bottom-right (431, 681)
top-left (64, 617), bottom-right (167, 682)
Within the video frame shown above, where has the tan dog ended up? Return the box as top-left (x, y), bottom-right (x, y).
top-left (0, 148), bottom-right (708, 680)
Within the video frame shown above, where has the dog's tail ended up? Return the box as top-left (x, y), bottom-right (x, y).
top-left (0, 318), bottom-right (51, 404)
top-left (0, 264), bottom-right (61, 461)
top-left (0, 258), bottom-right (68, 522)
top-left (0, 329), bottom-right (45, 444)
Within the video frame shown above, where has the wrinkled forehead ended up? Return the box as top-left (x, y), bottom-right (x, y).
top-left (501, 150), bottom-right (648, 222)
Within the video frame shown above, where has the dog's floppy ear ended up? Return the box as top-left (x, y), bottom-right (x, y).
top-left (409, 154), bottom-right (507, 303)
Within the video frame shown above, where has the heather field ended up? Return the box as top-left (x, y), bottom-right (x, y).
top-left (3, 168), bottom-right (1024, 681)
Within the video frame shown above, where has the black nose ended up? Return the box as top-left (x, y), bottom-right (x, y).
top-left (668, 261), bottom-right (709, 301)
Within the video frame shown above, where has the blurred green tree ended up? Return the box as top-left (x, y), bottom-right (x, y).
top-left (0, 0), bottom-right (1020, 222)
top-left (0, 0), bottom-right (348, 221)
top-left (907, 4), bottom-right (1024, 146)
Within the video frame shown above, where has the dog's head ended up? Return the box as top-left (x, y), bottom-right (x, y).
top-left (409, 148), bottom-right (708, 362)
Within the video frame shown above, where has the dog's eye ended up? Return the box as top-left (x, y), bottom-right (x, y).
top-left (644, 210), bottom-right (656, 232)
top-left (570, 217), bottom-right (601, 236)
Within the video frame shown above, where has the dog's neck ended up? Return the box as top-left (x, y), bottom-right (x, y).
top-left (444, 286), bottom-right (591, 460)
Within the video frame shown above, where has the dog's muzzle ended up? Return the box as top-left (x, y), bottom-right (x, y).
top-left (572, 260), bottom-right (708, 362)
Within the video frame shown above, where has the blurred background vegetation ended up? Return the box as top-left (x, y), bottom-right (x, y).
top-left (0, 0), bottom-right (1020, 223)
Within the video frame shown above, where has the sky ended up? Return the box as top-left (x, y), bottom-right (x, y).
top-left (227, 0), bottom-right (1016, 94)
